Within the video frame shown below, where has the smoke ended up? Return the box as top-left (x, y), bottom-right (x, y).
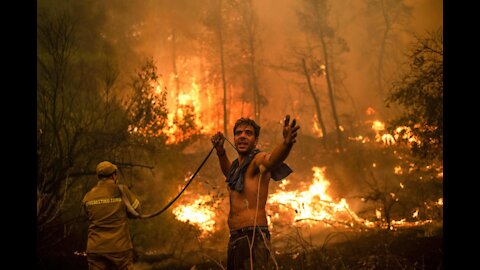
top-left (38, 0), bottom-right (442, 128)
top-left (38, 0), bottom-right (443, 265)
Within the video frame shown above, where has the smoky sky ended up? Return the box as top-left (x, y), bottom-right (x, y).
top-left (37, 0), bottom-right (443, 256)
top-left (37, 0), bottom-right (442, 134)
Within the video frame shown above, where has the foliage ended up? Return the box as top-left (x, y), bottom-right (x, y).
top-left (386, 28), bottom-right (443, 162)
top-left (126, 58), bottom-right (169, 144)
top-left (37, 10), bottom-right (132, 249)
top-left (36, 2), bottom-right (442, 270)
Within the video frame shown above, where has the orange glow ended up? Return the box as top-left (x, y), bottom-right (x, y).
top-left (268, 166), bottom-right (438, 231)
top-left (348, 135), bottom-right (370, 143)
top-left (436, 198), bottom-right (443, 206)
top-left (172, 195), bottom-right (219, 238)
top-left (172, 165), bottom-right (440, 236)
top-left (394, 126), bottom-right (421, 144)
top-left (268, 167), bottom-right (367, 228)
top-left (412, 209), bottom-right (419, 218)
top-left (366, 107), bottom-right (376, 115)
top-left (128, 58), bottom-right (263, 143)
top-left (312, 115), bottom-right (324, 138)
top-left (362, 118), bottom-right (422, 147)
top-left (381, 133), bottom-right (396, 145)
top-left (372, 121), bottom-right (385, 132)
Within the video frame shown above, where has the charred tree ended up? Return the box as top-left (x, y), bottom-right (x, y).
top-left (214, 0), bottom-right (229, 135)
top-left (219, 17), bottom-right (228, 135)
top-left (170, 27), bottom-right (181, 118)
top-left (233, 0), bottom-right (263, 123)
top-left (301, 58), bottom-right (328, 150)
top-left (366, 0), bottom-right (412, 96)
top-left (203, 0), bottom-right (239, 134)
top-left (298, 0), bottom-right (347, 152)
top-left (37, 10), bottom-right (132, 248)
top-left (316, 12), bottom-right (343, 152)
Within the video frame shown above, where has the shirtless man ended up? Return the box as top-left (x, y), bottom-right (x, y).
top-left (211, 115), bottom-right (300, 270)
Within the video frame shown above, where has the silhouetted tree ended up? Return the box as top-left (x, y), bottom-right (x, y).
top-left (126, 59), bottom-right (169, 142)
top-left (37, 10), bottom-right (132, 249)
top-left (231, 0), bottom-right (265, 123)
top-left (297, 0), bottom-right (349, 151)
top-left (202, 0), bottom-right (236, 135)
top-left (365, 0), bottom-right (412, 96)
top-left (302, 57), bottom-right (328, 150)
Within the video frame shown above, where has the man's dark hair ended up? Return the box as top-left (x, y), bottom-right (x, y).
top-left (233, 117), bottom-right (261, 138)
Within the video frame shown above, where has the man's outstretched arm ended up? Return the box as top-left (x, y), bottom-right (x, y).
top-left (258, 115), bottom-right (300, 171)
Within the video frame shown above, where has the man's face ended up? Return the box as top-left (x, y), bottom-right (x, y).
top-left (234, 124), bottom-right (257, 155)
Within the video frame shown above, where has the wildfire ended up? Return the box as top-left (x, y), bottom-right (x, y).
top-left (172, 165), bottom-right (441, 236)
top-left (172, 195), bottom-right (219, 238)
top-left (359, 117), bottom-right (424, 147)
top-left (268, 167), bottom-right (366, 228)
top-left (371, 120), bottom-right (385, 132)
top-left (312, 115), bottom-right (323, 137)
top-left (164, 74), bottom-right (217, 144)
top-left (436, 198), bottom-right (443, 206)
top-left (366, 107), bottom-right (376, 116)
top-left (166, 104), bottom-right (438, 235)
top-left (394, 126), bottom-right (421, 144)
top-left (128, 58), bottom-right (222, 144)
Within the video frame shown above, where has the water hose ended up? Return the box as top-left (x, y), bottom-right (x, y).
top-left (119, 145), bottom-right (215, 219)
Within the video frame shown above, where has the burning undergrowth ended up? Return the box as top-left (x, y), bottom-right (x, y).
top-left (55, 107), bottom-right (441, 270)
top-left (125, 111), bottom-right (442, 268)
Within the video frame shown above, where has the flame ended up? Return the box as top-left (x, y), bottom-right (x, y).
top-left (363, 119), bottom-right (423, 147)
top-left (127, 57), bottom-right (268, 144)
top-left (366, 107), bottom-right (376, 115)
top-left (372, 121), bottom-right (385, 132)
top-left (128, 58), bottom-right (227, 144)
top-left (172, 165), bottom-right (440, 237)
top-left (381, 133), bottom-right (396, 145)
top-left (172, 195), bottom-right (218, 238)
top-left (268, 166), bottom-right (439, 231)
top-left (412, 209), bottom-right (419, 218)
top-left (436, 198), bottom-right (443, 206)
top-left (394, 166), bottom-right (403, 175)
top-left (312, 115), bottom-right (324, 137)
top-left (164, 74), bottom-right (216, 144)
top-left (394, 126), bottom-right (421, 144)
top-left (348, 135), bottom-right (370, 143)
top-left (268, 167), bottom-right (366, 228)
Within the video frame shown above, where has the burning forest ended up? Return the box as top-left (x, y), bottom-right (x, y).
top-left (37, 0), bottom-right (443, 269)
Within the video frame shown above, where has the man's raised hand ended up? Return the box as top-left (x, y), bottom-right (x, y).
top-left (211, 132), bottom-right (225, 148)
top-left (283, 114), bottom-right (300, 145)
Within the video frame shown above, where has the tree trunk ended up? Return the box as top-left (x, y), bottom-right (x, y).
top-left (301, 58), bottom-right (328, 150)
top-left (318, 32), bottom-right (343, 152)
top-left (247, 23), bottom-right (260, 123)
top-left (377, 0), bottom-right (391, 95)
top-left (170, 26), bottom-right (180, 117)
top-left (216, 0), bottom-right (229, 135)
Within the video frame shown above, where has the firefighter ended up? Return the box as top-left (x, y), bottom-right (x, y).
top-left (82, 161), bottom-right (141, 270)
